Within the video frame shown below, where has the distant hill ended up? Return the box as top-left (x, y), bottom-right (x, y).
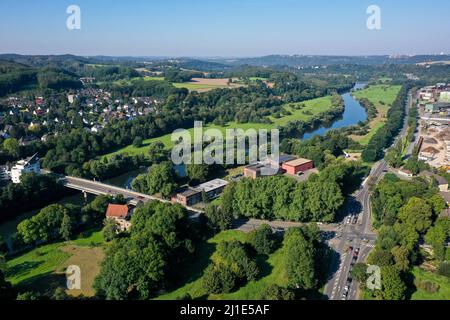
top-left (204, 54), bottom-right (450, 67)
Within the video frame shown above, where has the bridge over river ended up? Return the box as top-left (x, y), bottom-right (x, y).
top-left (60, 175), bottom-right (204, 215)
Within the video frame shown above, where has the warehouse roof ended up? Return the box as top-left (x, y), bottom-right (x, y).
top-left (283, 158), bottom-right (313, 167)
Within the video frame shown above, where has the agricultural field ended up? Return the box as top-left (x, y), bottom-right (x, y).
top-left (5, 230), bottom-right (105, 297)
top-left (173, 78), bottom-right (242, 92)
top-left (155, 230), bottom-right (288, 300)
top-left (350, 84), bottom-right (402, 145)
top-left (104, 95), bottom-right (335, 159)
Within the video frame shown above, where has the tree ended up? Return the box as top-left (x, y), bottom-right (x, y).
top-left (385, 146), bottom-right (403, 168)
top-left (391, 246), bottom-right (410, 272)
top-left (204, 204), bottom-right (233, 232)
top-left (0, 270), bottom-right (15, 300)
top-left (351, 263), bottom-right (368, 285)
top-left (381, 266), bottom-right (407, 300)
top-left (2, 138), bottom-right (20, 157)
top-left (102, 218), bottom-right (120, 242)
top-left (186, 164), bottom-right (209, 184)
top-left (425, 218), bottom-right (450, 261)
top-left (283, 228), bottom-right (317, 290)
top-left (259, 284), bottom-right (295, 300)
top-left (202, 264), bottom-right (236, 294)
top-left (59, 213), bottom-right (73, 241)
top-left (147, 141), bottom-right (166, 164)
top-left (135, 162), bottom-right (176, 198)
top-left (398, 197), bottom-right (432, 233)
top-left (132, 136), bottom-right (143, 148)
top-left (17, 204), bottom-right (68, 245)
top-left (16, 291), bottom-right (40, 300)
top-left (367, 248), bottom-right (393, 267)
top-left (248, 224), bottom-right (276, 256)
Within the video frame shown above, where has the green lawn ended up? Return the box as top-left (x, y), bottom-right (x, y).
top-left (5, 231), bottom-right (105, 296)
top-left (269, 96), bottom-right (334, 126)
top-left (351, 85), bottom-right (402, 145)
top-left (357, 121), bottom-right (386, 146)
top-left (411, 267), bottom-right (450, 300)
top-left (103, 95), bottom-right (336, 159)
top-left (155, 230), bottom-right (288, 300)
top-left (103, 121), bottom-right (276, 159)
top-left (352, 85), bottom-right (401, 114)
top-left (6, 243), bottom-right (70, 287)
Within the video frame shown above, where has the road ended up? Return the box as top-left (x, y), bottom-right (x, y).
top-left (61, 175), bottom-right (204, 215)
top-left (324, 90), bottom-right (415, 300)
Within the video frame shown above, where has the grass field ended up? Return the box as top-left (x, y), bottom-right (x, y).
top-left (156, 230), bottom-right (288, 300)
top-left (350, 85), bottom-right (402, 145)
top-left (6, 230), bottom-right (105, 297)
top-left (411, 267), bottom-right (450, 300)
top-left (103, 95), bottom-right (335, 159)
top-left (269, 96), bottom-right (334, 126)
top-left (103, 121), bottom-right (276, 159)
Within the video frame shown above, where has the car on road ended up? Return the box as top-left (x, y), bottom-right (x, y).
top-left (347, 246), bottom-right (354, 252)
top-left (352, 216), bottom-right (358, 224)
top-left (344, 285), bottom-right (349, 292)
top-left (346, 216), bottom-right (351, 224)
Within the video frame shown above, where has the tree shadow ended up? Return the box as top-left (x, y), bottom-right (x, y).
top-left (337, 196), bottom-right (362, 223)
top-left (165, 241), bottom-right (217, 293)
top-left (6, 261), bottom-right (43, 279)
top-left (14, 271), bottom-right (66, 297)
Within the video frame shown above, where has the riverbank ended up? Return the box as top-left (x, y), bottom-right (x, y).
top-left (102, 94), bottom-right (345, 159)
top-left (349, 85), bottom-right (402, 146)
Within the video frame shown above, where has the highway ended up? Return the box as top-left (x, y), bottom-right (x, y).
top-left (324, 90), bottom-right (415, 300)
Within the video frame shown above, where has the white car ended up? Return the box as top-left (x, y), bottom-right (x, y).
top-left (346, 217), bottom-right (351, 224)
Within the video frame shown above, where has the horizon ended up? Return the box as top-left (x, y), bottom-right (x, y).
top-left (1, 0), bottom-right (450, 56)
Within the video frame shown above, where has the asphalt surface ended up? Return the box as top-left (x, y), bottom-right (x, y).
top-left (324, 91), bottom-right (415, 300)
top-left (59, 92), bottom-right (417, 301)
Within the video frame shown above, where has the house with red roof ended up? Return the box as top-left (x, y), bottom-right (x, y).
top-left (106, 204), bottom-right (131, 231)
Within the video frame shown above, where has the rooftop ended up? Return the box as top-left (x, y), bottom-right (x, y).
top-left (194, 178), bottom-right (229, 193)
top-left (266, 154), bottom-right (297, 164)
top-left (106, 204), bottom-right (129, 219)
top-left (283, 158), bottom-right (313, 167)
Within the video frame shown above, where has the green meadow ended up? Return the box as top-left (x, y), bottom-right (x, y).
top-left (103, 95), bottom-right (336, 158)
top-left (155, 230), bottom-right (288, 300)
top-left (351, 84), bottom-right (402, 145)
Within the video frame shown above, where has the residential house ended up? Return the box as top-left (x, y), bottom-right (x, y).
top-left (105, 204), bottom-right (131, 232)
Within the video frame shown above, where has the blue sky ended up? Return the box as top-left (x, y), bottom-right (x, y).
top-left (1, 0), bottom-right (449, 56)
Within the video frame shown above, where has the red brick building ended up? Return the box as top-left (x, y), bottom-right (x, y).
top-left (281, 158), bottom-right (314, 176)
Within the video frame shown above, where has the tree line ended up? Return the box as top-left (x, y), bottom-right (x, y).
top-left (362, 174), bottom-right (448, 299)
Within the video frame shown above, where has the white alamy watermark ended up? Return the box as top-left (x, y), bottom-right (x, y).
top-left (367, 5), bottom-right (381, 30)
top-left (66, 265), bottom-right (81, 290)
top-left (171, 121), bottom-right (280, 176)
top-left (366, 265), bottom-right (381, 290)
top-left (66, 5), bottom-right (81, 30)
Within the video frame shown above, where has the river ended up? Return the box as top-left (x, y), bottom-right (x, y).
top-left (0, 84), bottom-right (368, 241)
top-left (301, 83), bottom-right (367, 140)
top-left (0, 169), bottom-right (145, 241)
